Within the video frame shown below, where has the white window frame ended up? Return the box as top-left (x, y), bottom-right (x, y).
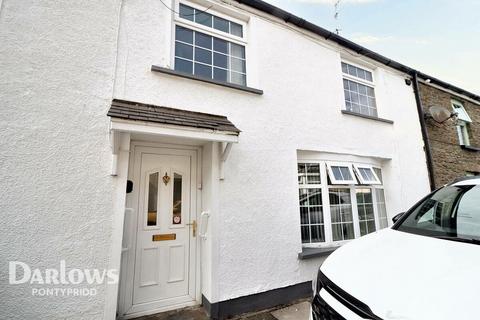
top-left (327, 185), bottom-right (358, 245)
top-left (341, 60), bottom-right (378, 117)
top-left (451, 100), bottom-right (472, 147)
top-left (457, 121), bottom-right (471, 146)
top-left (353, 164), bottom-right (381, 185)
top-left (174, 1), bottom-right (248, 43)
top-left (298, 161), bottom-right (388, 249)
top-left (451, 100), bottom-right (472, 123)
top-left (341, 60), bottom-right (375, 86)
top-left (372, 167), bottom-right (388, 229)
top-left (298, 162), bottom-right (327, 246)
top-left (172, 1), bottom-right (249, 85)
top-left (326, 162), bottom-right (357, 185)
top-left (355, 186), bottom-right (377, 236)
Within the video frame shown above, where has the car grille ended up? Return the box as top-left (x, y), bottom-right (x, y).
top-left (312, 271), bottom-right (383, 320)
top-left (312, 294), bottom-right (346, 320)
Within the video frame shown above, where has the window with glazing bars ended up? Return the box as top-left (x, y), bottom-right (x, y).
top-left (297, 162), bottom-right (389, 245)
top-left (298, 163), bottom-right (325, 243)
top-left (342, 62), bottom-right (377, 117)
top-left (175, 4), bottom-right (247, 86)
top-left (179, 4), bottom-right (243, 37)
top-left (174, 26), bottom-right (246, 85)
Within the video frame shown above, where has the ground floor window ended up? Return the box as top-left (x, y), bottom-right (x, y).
top-left (356, 188), bottom-right (375, 236)
top-left (329, 188), bottom-right (354, 241)
top-left (298, 161), bottom-right (388, 246)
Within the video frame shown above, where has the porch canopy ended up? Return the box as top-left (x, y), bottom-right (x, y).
top-left (107, 99), bottom-right (240, 176)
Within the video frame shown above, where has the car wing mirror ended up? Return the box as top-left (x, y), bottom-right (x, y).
top-left (392, 212), bottom-right (405, 223)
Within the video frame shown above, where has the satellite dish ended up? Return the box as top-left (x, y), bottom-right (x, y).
top-left (428, 105), bottom-right (455, 123)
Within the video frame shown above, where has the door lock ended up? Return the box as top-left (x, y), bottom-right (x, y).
top-left (186, 220), bottom-right (197, 237)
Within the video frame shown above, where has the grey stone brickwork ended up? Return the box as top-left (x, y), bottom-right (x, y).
top-left (419, 83), bottom-right (480, 186)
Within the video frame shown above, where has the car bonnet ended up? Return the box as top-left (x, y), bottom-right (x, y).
top-left (320, 228), bottom-right (480, 320)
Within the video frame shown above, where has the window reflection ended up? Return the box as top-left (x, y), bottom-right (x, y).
top-left (147, 172), bottom-right (159, 226)
top-left (172, 173), bottom-right (182, 225)
top-left (356, 188), bottom-right (376, 236)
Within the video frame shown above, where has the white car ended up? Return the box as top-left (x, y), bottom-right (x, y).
top-left (311, 177), bottom-right (480, 320)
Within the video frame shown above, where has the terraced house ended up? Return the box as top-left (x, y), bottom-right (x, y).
top-left (417, 80), bottom-right (480, 186)
top-left (1, 0), bottom-right (476, 319)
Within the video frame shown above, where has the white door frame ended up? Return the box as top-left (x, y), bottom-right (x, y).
top-left (117, 141), bottom-right (202, 319)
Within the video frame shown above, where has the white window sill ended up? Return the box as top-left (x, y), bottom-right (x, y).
top-left (298, 246), bottom-right (341, 260)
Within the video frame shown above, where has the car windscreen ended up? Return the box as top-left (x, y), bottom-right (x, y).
top-left (397, 184), bottom-right (480, 241)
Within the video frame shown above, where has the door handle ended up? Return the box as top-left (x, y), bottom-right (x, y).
top-left (186, 220), bottom-right (197, 237)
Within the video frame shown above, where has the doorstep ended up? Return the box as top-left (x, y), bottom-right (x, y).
top-left (131, 305), bottom-right (208, 320)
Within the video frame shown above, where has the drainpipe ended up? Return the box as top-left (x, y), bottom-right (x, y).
top-left (412, 71), bottom-right (436, 191)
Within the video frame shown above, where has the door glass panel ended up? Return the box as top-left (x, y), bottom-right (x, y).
top-left (147, 172), bottom-right (159, 226)
top-left (172, 173), bottom-right (182, 225)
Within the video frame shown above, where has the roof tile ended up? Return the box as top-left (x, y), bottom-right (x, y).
top-left (108, 99), bottom-right (240, 133)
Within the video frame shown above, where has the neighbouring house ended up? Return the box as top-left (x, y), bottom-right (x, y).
top-left (0, 0), bottom-right (475, 319)
top-left (418, 80), bottom-right (480, 186)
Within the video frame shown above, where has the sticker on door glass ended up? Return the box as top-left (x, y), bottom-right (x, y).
top-left (172, 173), bottom-right (182, 224)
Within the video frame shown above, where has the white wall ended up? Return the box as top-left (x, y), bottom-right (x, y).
top-left (0, 0), bottom-right (122, 319)
top-left (0, 0), bottom-right (431, 318)
top-left (200, 142), bottom-right (220, 303)
top-left (114, 0), bottom-right (430, 303)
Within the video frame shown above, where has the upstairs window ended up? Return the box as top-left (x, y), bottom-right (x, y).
top-left (452, 100), bottom-right (472, 146)
top-left (342, 62), bottom-right (377, 117)
top-left (457, 121), bottom-right (471, 146)
top-left (174, 3), bottom-right (247, 86)
top-left (452, 100), bottom-right (472, 123)
top-left (179, 4), bottom-right (243, 37)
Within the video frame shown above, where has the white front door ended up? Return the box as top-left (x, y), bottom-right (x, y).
top-left (121, 145), bottom-right (198, 317)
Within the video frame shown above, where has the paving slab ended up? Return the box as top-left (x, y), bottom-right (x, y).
top-left (137, 306), bottom-right (208, 320)
top-left (271, 301), bottom-right (310, 320)
top-left (237, 311), bottom-right (277, 320)
top-left (134, 299), bottom-right (311, 320)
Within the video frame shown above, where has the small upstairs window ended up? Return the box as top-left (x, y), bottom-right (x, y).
top-left (452, 100), bottom-right (472, 123)
top-left (342, 62), bottom-right (377, 117)
top-left (457, 121), bottom-right (471, 146)
top-left (452, 100), bottom-right (472, 146)
top-left (174, 3), bottom-right (247, 86)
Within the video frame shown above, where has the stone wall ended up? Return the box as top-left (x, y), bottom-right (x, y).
top-left (419, 83), bottom-right (480, 186)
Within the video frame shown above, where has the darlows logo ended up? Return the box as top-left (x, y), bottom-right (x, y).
top-left (9, 261), bottom-right (118, 296)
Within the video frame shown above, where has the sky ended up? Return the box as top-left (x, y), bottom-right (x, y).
top-left (265, 0), bottom-right (480, 95)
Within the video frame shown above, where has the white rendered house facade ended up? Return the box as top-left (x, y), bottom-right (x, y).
top-left (0, 0), bottom-right (431, 319)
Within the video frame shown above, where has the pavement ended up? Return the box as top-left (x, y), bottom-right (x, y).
top-left (271, 302), bottom-right (310, 320)
top-left (135, 300), bottom-right (311, 320)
